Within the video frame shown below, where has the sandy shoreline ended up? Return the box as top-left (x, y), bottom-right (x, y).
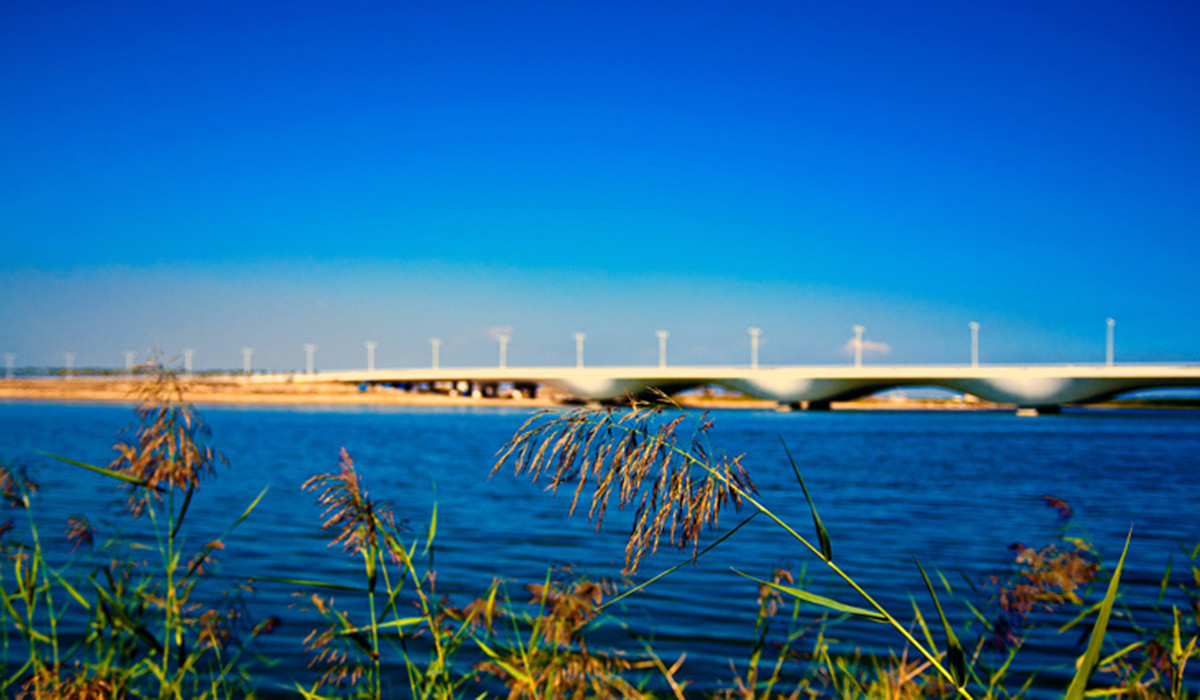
top-left (0, 377), bottom-right (561, 408)
top-left (0, 376), bottom-right (1014, 411)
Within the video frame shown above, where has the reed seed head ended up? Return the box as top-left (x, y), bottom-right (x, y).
top-left (109, 359), bottom-right (226, 512)
top-left (493, 404), bottom-right (755, 576)
top-left (65, 515), bottom-right (95, 552)
top-left (0, 464), bottom-right (37, 509)
top-left (303, 448), bottom-right (397, 557)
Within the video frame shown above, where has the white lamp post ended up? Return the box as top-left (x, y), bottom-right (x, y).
top-left (65, 352), bottom-right (75, 379)
top-left (183, 348), bottom-right (194, 375)
top-left (241, 347), bottom-right (254, 375)
top-left (365, 341), bottom-right (377, 371)
top-left (125, 350), bottom-right (136, 375)
top-left (430, 338), bottom-right (442, 370)
top-left (1106, 318), bottom-right (1116, 367)
top-left (497, 333), bottom-right (510, 369)
top-left (656, 330), bottom-right (669, 368)
top-left (748, 327), bottom-right (762, 370)
top-left (573, 332), bottom-right (586, 369)
top-left (852, 325), bottom-right (865, 368)
top-left (303, 344), bottom-right (317, 375)
top-left (969, 321), bottom-right (980, 368)
top-left (4, 354), bottom-right (14, 380)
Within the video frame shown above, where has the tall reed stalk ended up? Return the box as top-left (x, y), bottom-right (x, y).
top-left (492, 401), bottom-right (1143, 699)
top-left (284, 447), bottom-right (478, 699)
top-left (18, 360), bottom-right (271, 698)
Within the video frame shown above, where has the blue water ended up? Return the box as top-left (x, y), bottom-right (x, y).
top-left (0, 400), bottom-right (1197, 696)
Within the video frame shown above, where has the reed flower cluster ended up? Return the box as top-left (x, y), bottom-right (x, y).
top-left (1, 360), bottom-right (271, 698)
top-left (304, 448), bottom-right (398, 560)
top-left (493, 402), bottom-right (755, 575)
top-left (471, 572), bottom-right (646, 699)
top-left (110, 364), bottom-right (226, 501)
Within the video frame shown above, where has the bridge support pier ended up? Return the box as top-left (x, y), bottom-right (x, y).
top-left (1016, 405), bottom-right (1062, 417)
top-left (512, 382), bottom-right (539, 399)
top-left (775, 400), bottom-right (833, 412)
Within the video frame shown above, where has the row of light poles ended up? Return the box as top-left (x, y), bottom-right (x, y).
top-left (321, 319), bottom-right (1120, 372)
top-left (1, 319), bottom-right (1122, 378)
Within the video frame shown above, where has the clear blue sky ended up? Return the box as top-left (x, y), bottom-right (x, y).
top-left (2, 0), bottom-right (1198, 370)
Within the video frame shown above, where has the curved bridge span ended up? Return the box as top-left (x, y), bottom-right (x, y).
top-left (277, 365), bottom-right (1200, 411)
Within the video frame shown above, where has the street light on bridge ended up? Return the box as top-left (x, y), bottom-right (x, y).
top-left (497, 333), bottom-right (510, 369)
top-left (1106, 318), bottom-right (1116, 367)
top-left (303, 344), bottom-right (317, 375)
top-left (656, 330), bottom-right (669, 369)
top-left (852, 325), bottom-right (865, 368)
top-left (365, 341), bottom-right (377, 372)
top-left (573, 332), bottom-right (586, 369)
top-left (969, 321), bottom-right (980, 368)
top-left (430, 338), bottom-right (442, 370)
top-left (748, 327), bottom-right (762, 370)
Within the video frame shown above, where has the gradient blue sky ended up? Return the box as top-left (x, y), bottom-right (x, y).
top-left (2, 1), bottom-right (1198, 370)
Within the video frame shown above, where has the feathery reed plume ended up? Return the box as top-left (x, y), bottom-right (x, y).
top-left (108, 359), bottom-right (226, 512)
top-left (495, 405), bottom-right (981, 697)
top-left (298, 449), bottom-right (439, 698)
top-left (989, 540), bottom-right (1099, 650)
top-left (302, 447), bottom-right (397, 558)
top-left (19, 664), bottom-right (119, 700)
top-left (475, 571), bottom-right (646, 699)
top-left (492, 404), bottom-right (755, 575)
top-left (0, 463), bottom-right (37, 509)
top-left (64, 515), bottom-right (94, 552)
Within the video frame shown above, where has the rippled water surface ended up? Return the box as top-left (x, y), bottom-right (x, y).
top-left (0, 400), bottom-right (1197, 696)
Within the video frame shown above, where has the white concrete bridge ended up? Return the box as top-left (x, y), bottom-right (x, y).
top-left (263, 364), bottom-right (1200, 412)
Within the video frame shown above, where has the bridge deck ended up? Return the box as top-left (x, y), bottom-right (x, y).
top-left (242, 364), bottom-right (1200, 408)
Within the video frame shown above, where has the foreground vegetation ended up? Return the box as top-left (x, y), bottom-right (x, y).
top-left (0, 366), bottom-right (1196, 698)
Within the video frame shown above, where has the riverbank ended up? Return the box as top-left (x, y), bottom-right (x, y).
top-left (0, 377), bottom-right (561, 408)
top-left (0, 376), bottom-right (1015, 410)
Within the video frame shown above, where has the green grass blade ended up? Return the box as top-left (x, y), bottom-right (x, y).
top-left (5, 658), bottom-right (35, 689)
top-left (602, 512), bottom-right (759, 611)
top-left (1157, 559), bottom-right (1172, 605)
top-left (1065, 528), bottom-right (1132, 700)
top-left (912, 598), bottom-right (937, 655)
top-left (232, 485), bottom-right (270, 528)
top-left (423, 494), bottom-right (437, 558)
top-left (1096, 641), bottom-right (1144, 668)
top-left (779, 437), bottom-right (832, 562)
top-left (91, 579), bottom-right (164, 653)
top-left (1058, 600), bottom-right (1104, 634)
top-left (474, 638), bottom-right (534, 685)
top-left (363, 616), bottom-right (425, 632)
top-left (251, 575), bottom-right (367, 592)
top-left (915, 556), bottom-right (966, 687)
top-left (732, 569), bottom-right (886, 622)
top-left (48, 565), bottom-right (90, 611)
top-left (39, 451), bottom-right (165, 492)
top-left (181, 486), bottom-right (270, 584)
top-left (171, 482), bottom-right (196, 539)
